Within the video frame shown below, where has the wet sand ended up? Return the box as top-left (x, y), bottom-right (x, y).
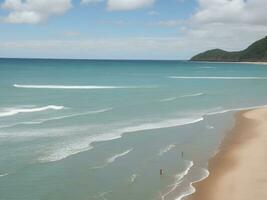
top-left (188, 108), bottom-right (267, 200)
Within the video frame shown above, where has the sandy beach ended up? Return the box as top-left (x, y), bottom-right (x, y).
top-left (188, 108), bottom-right (267, 200)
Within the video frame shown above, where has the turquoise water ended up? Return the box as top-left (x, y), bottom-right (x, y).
top-left (0, 59), bottom-right (267, 200)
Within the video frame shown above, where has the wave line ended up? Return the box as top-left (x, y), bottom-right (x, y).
top-left (0, 105), bottom-right (64, 118)
top-left (169, 76), bottom-right (267, 80)
top-left (180, 93), bottom-right (204, 98)
top-left (161, 160), bottom-right (194, 200)
top-left (107, 149), bottom-right (133, 164)
top-left (175, 168), bottom-right (209, 200)
top-left (14, 84), bottom-right (156, 89)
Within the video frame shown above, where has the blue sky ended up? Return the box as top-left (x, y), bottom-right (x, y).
top-left (0, 0), bottom-right (267, 60)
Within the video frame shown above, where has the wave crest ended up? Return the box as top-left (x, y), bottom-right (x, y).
top-left (175, 168), bottom-right (209, 200)
top-left (0, 173), bottom-right (9, 178)
top-left (161, 160), bottom-right (194, 200)
top-left (180, 93), bottom-right (204, 98)
top-left (160, 93), bottom-right (204, 102)
top-left (158, 144), bottom-right (176, 156)
top-left (0, 105), bottom-right (64, 118)
top-left (14, 84), bottom-right (156, 89)
top-left (107, 149), bottom-right (133, 164)
top-left (38, 117), bottom-right (204, 162)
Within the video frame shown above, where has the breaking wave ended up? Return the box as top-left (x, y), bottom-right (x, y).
top-left (0, 173), bottom-right (9, 178)
top-left (0, 105), bottom-right (64, 118)
top-left (180, 93), bottom-right (204, 98)
top-left (160, 93), bottom-right (204, 102)
top-left (0, 108), bottom-right (113, 129)
top-left (38, 117), bottom-right (204, 162)
top-left (161, 160), bottom-right (194, 200)
top-left (175, 168), bottom-right (209, 200)
top-left (158, 144), bottom-right (176, 156)
top-left (107, 149), bottom-right (133, 164)
top-left (14, 84), bottom-right (156, 89)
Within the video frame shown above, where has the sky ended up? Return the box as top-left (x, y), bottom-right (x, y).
top-left (0, 0), bottom-right (267, 60)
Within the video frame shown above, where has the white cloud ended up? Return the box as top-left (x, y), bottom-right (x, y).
top-left (107, 0), bottom-right (155, 11)
top-left (176, 0), bottom-right (267, 56)
top-left (1, 0), bottom-right (72, 24)
top-left (81, 0), bottom-right (156, 10)
top-left (192, 0), bottom-right (267, 26)
top-left (81, 0), bottom-right (104, 4)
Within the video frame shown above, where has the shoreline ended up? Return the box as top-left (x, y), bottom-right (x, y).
top-left (189, 60), bottom-right (267, 65)
top-left (188, 108), bottom-right (267, 200)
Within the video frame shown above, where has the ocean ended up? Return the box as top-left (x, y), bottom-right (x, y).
top-left (0, 59), bottom-right (267, 200)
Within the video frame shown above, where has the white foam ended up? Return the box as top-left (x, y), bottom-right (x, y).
top-left (169, 76), bottom-right (267, 80)
top-left (34, 107), bottom-right (112, 122)
top-left (0, 173), bottom-right (8, 178)
top-left (94, 191), bottom-right (112, 200)
top-left (130, 174), bottom-right (137, 183)
top-left (180, 93), bottom-right (204, 98)
top-left (161, 160), bottom-right (194, 200)
top-left (38, 132), bottom-right (122, 162)
top-left (34, 108), bottom-right (111, 123)
top-left (176, 161), bottom-right (194, 182)
top-left (158, 144), bottom-right (176, 156)
top-left (39, 117), bottom-right (204, 162)
top-left (199, 66), bottom-right (216, 69)
top-left (160, 97), bottom-right (177, 102)
top-left (14, 84), bottom-right (156, 89)
top-left (160, 93), bottom-right (204, 102)
top-left (0, 105), bottom-right (64, 118)
top-left (89, 149), bottom-right (133, 170)
top-left (206, 105), bottom-right (267, 116)
top-left (0, 124), bottom-right (95, 138)
top-left (175, 168), bottom-right (210, 200)
top-left (35, 104), bottom-right (267, 163)
top-left (206, 125), bottom-right (214, 130)
top-left (0, 108), bottom-right (113, 129)
top-left (107, 149), bottom-right (133, 164)
top-left (119, 118), bottom-right (204, 134)
top-left (38, 144), bottom-right (94, 163)
top-left (14, 104), bottom-right (267, 163)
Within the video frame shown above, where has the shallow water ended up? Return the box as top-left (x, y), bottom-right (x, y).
top-left (0, 59), bottom-right (267, 200)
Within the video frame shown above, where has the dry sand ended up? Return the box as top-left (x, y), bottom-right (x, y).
top-left (188, 108), bottom-right (267, 200)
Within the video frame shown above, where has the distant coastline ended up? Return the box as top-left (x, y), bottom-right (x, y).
top-left (189, 60), bottom-right (267, 65)
top-left (191, 36), bottom-right (267, 62)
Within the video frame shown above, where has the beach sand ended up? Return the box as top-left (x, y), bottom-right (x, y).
top-left (188, 108), bottom-right (267, 200)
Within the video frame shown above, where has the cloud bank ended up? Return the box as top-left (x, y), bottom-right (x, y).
top-left (0, 0), bottom-right (155, 24)
top-left (192, 0), bottom-right (267, 26)
top-left (107, 0), bottom-right (155, 11)
top-left (181, 0), bottom-right (267, 55)
top-left (0, 0), bottom-right (72, 24)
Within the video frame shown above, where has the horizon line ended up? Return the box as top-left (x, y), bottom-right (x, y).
top-left (0, 57), bottom-right (189, 62)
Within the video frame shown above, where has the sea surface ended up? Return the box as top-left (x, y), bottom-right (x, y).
top-left (0, 59), bottom-right (267, 200)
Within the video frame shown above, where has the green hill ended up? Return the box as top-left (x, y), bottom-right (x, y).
top-left (191, 36), bottom-right (267, 62)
